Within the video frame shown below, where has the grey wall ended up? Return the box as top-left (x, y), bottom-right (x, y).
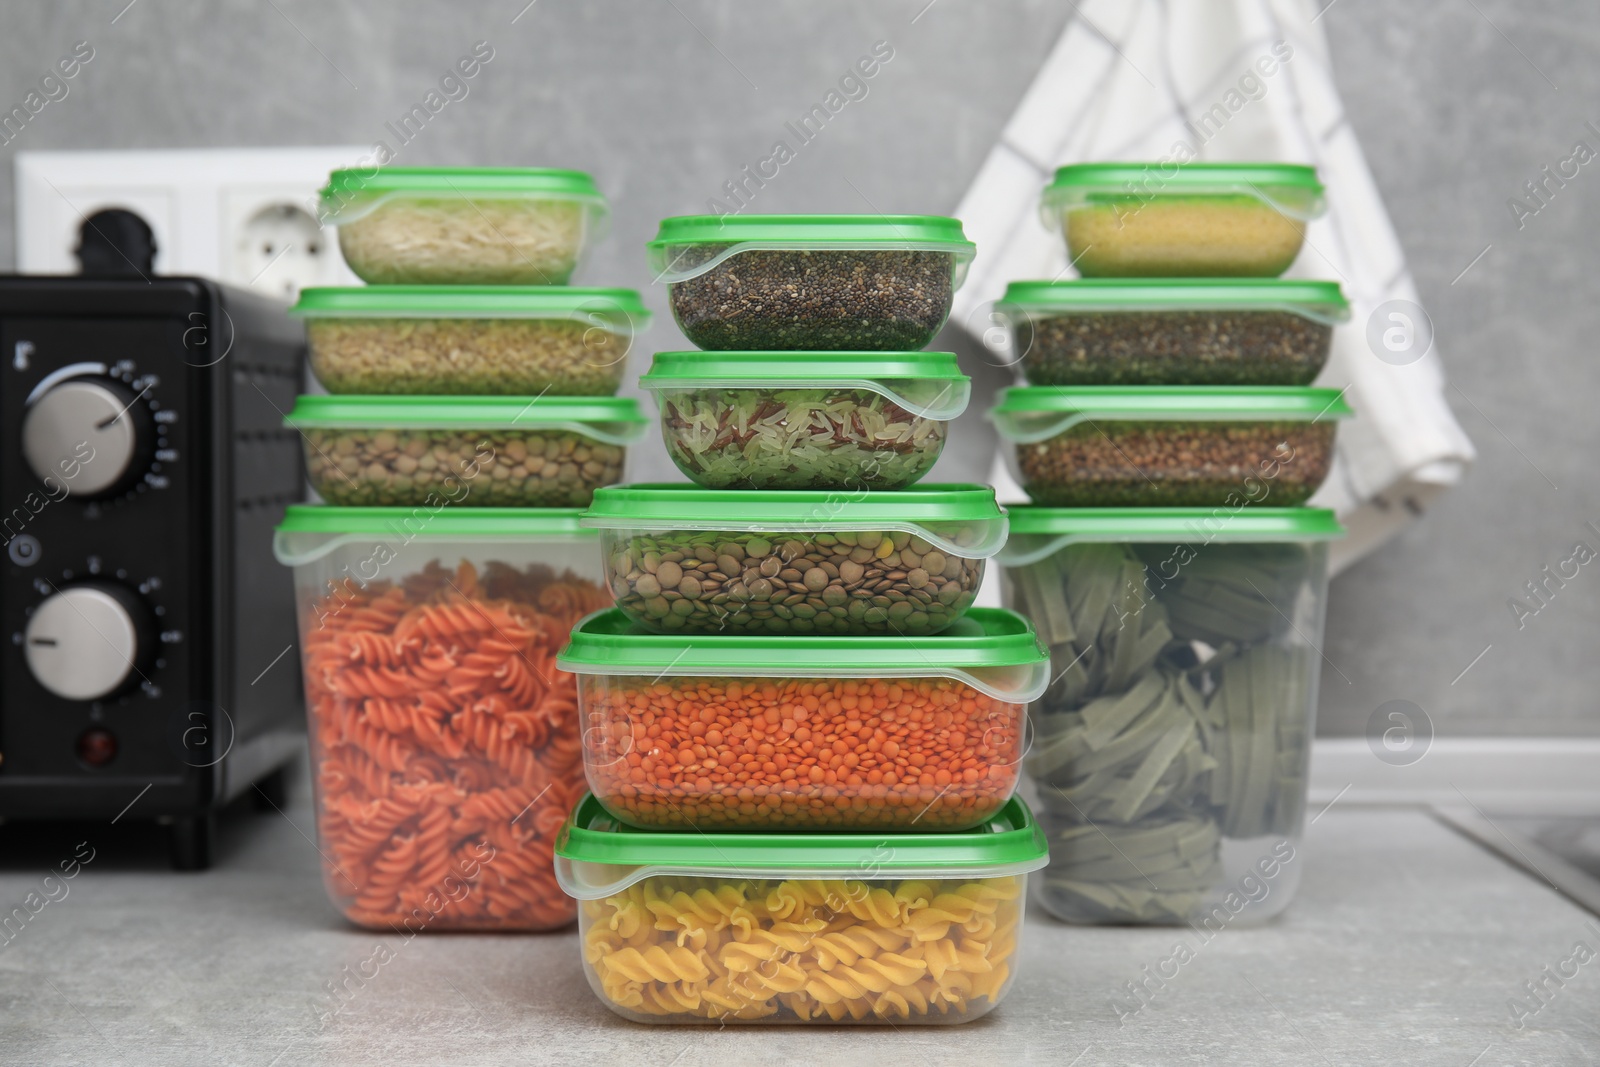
top-left (0, 1), bottom-right (1593, 738)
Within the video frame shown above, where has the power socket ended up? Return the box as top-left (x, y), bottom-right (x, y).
top-left (15, 147), bottom-right (367, 299)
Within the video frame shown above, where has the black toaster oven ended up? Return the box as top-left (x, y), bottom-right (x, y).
top-left (0, 276), bottom-right (305, 868)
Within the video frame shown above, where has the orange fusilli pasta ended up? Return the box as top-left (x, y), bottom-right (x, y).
top-left (302, 559), bottom-right (609, 931)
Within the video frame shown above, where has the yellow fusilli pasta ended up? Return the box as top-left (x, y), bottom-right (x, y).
top-left (578, 875), bottom-right (1024, 1024)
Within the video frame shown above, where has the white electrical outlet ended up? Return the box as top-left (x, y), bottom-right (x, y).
top-left (15, 147), bottom-right (367, 299)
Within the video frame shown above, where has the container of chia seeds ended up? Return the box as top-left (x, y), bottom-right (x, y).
top-left (580, 483), bottom-right (1006, 636)
top-left (989, 386), bottom-right (1351, 508)
top-left (646, 215), bottom-right (976, 351)
top-left (1041, 163), bottom-right (1325, 278)
top-left (996, 279), bottom-right (1350, 386)
top-left (640, 350), bottom-right (971, 491)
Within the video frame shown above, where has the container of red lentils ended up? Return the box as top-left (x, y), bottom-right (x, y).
top-left (558, 607), bottom-right (1049, 832)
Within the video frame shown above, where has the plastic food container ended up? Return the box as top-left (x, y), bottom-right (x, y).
top-left (996, 279), bottom-right (1350, 386)
top-left (560, 606), bottom-right (1048, 832)
top-left (287, 395), bottom-right (646, 508)
top-left (319, 167), bottom-right (608, 285)
top-left (997, 507), bottom-right (1342, 925)
top-left (273, 506), bottom-right (616, 930)
top-left (639, 351), bottom-right (971, 490)
top-left (581, 483), bottom-right (1007, 636)
top-left (292, 286), bottom-right (650, 397)
top-left (555, 792), bottom-right (1048, 1024)
top-left (646, 215), bottom-right (976, 351)
top-left (990, 386), bottom-right (1351, 508)
top-left (1041, 163), bottom-right (1325, 277)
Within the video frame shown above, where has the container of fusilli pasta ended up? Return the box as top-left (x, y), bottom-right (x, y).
top-left (273, 505), bottom-right (615, 931)
top-left (286, 395), bottom-right (648, 508)
top-left (554, 792), bottom-right (1049, 1024)
top-left (558, 607), bottom-right (1049, 832)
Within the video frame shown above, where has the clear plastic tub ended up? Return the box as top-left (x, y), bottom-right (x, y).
top-left (292, 286), bottom-right (650, 396)
top-left (286, 395), bottom-right (646, 508)
top-left (559, 606), bottom-right (1048, 832)
top-left (555, 792), bottom-right (1049, 1023)
top-left (996, 507), bottom-right (1344, 925)
top-left (319, 167), bottom-right (608, 285)
top-left (1041, 163), bottom-right (1325, 278)
top-left (996, 279), bottom-right (1350, 386)
top-left (580, 483), bottom-right (1007, 636)
top-left (639, 351), bottom-right (971, 490)
top-left (272, 506), bottom-right (616, 930)
top-left (989, 386), bottom-right (1351, 508)
top-left (646, 215), bottom-right (976, 351)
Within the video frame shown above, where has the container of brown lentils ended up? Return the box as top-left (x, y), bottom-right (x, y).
top-left (989, 385), bottom-right (1351, 508)
top-left (286, 394), bottom-right (647, 508)
top-left (996, 279), bottom-right (1349, 386)
top-left (645, 215), bottom-right (976, 351)
top-left (292, 286), bottom-right (650, 396)
top-left (638, 350), bottom-right (971, 491)
top-left (579, 483), bottom-right (1008, 636)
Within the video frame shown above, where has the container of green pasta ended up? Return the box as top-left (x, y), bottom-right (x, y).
top-left (996, 506), bottom-right (1343, 926)
top-left (640, 350), bottom-right (971, 490)
top-left (554, 792), bottom-right (1048, 1024)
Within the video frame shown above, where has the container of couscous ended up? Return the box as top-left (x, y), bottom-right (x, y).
top-left (1041, 163), bottom-right (1325, 277)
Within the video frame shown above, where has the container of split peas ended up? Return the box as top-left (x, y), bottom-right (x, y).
top-left (287, 395), bottom-right (647, 507)
top-left (580, 483), bottom-right (1008, 636)
top-left (1041, 163), bottom-right (1325, 278)
top-left (555, 792), bottom-right (1049, 1023)
top-left (558, 606), bottom-right (1050, 832)
top-left (989, 386), bottom-right (1352, 508)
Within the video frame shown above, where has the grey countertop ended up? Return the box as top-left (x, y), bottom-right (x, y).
top-left (2, 772), bottom-right (1598, 1067)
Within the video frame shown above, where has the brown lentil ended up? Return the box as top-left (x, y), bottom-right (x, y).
top-left (604, 528), bottom-right (984, 636)
top-left (1014, 420), bottom-right (1335, 507)
top-left (302, 427), bottom-right (625, 507)
top-left (665, 246), bottom-right (955, 351)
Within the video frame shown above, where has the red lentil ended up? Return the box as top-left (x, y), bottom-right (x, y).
top-left (580, 675), bottom-right (1023, 831)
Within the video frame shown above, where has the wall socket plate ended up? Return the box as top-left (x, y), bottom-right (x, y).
top-left (15, 147), bottom-right (368, 300)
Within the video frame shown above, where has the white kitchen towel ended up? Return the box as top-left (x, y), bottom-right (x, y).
top-left (954, 0), bottom-right (1475, 574)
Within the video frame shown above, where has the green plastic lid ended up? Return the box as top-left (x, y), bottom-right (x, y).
top-left (290, 286), bottom-right (650, 330)
top-left (639, 351), bottom-right (971, 420)
top-left (320, 166), bottom-right (605, 221)
top-left (646, 214), bottom-right (976, 284)
top-left (554, 792), bottom-right (1049, 897)
top-left (997, 279), bottom-right (1349, 326)
top-left (272, 506), bottom-right (596, 567)
top-left (1043, 162), bottom-right (1325, 220)
top-left (997, 507), bottom-right (1344, 565)
top-left (989, 386), bottom-right (1353, 444)
top-left (580, 482), bottom-right (1009, 558)
top-left (557, 606), bottom-right (1050, 702)
top-left (285, 395), bottom-right (649, 444)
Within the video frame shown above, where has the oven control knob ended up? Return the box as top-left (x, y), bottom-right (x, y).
top-left (21, 378), bottom-right (154, 498)
top-left (23, 582), bottom-right (155, 701)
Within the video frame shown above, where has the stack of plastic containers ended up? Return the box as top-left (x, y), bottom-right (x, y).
top-left (272, 168), bottom-right (648, 932)
top-left (552, 216), bottom-right (1053, 1025)
top-left (988, 164), bottom-right (1353, 926)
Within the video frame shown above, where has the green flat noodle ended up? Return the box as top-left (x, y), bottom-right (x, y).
top-left (1039, 813), bottom-right (1223, 923)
